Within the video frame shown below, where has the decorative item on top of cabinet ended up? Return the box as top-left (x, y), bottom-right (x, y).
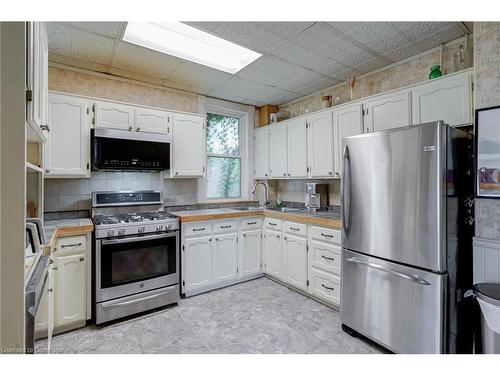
top-left (269, 122), bottom-right (288, 178)
top-left (259, 104), bottom-right (279, 127)
top-left (307, 110), bottom-right (335, 178)
top-left (365, 90), bottom-right (411, 133)
top-left (254, 127), bottom-right (270, 179)
top-left (45, 93), bottom-right (91, 178)
top-left (166, 113), bottom-right (205, 178)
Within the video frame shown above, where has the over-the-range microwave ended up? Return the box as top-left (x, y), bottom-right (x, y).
top-left (91, 128), bottom-right (170, 171)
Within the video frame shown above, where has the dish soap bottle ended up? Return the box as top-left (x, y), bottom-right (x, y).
top-left (429, 64), bottom-right (442, 80)
top-left (276, 195), bottom-right (283, 209)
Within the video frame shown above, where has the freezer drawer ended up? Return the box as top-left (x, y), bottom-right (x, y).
top-left (341, 249), bottom-right (446, 353)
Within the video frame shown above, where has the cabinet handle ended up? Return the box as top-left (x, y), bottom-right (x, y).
top-left (61, 242), bottom-right (82, 248)
top-left (243, 233), bottom-right (246, 237)
top-left (277, 235), bottom-right (280, 239)
top-left (269, 223), bottom-right (277, 226)
top-left (321, 255), bottom-right (335, 261)
top-left (220, 225), bottom-right (232, 229)
top-left (175, 171), bottom-right (179, 175)
top-left (215, 238), bottom-right (219, 241)
top-left (328, 171), bottom-right (333, 175)
top-left (290, 227), bottom-right (300, 231)
top-left (79, 257), bottom-right (84, 262)
top-left (209, 238), bottom-right (212, 242)
top-left (321, 233), bottom-right (333, 239)
top-left (40, 124), bottom-right (50, 132)
top-left (45, 169), bottom-right (50, 173)
top-left (283, 173), bottom-right (286, 176)
top-left (247, 221), bottom-right (257, 225)
top-left (288, 173), bottom-right (291, 177)
top-left (136, 127), bottom-right (141, 132)
top-left (335, 172), bottom-right (340, 177)
top-left (284, 236), bottom-right (287, 240)
top-left (321, 284), bottom-right (335, 291)
top-left (47, 288), bottom-right (53, 293)
top-left (192, 228), bottom-right (205, 232)
top-left (128, 126), bottom-right (133, 131)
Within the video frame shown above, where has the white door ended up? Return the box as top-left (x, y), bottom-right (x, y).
top-left (94, 100), bottom-right (135, 131)
top-left (366, 91), bottom-right (411, 132)
top-left (46, 263), bottom-right (55, 352)
top-left (172, 114), bottom-right (205, 177)
top-left (269, 123), bottom-right (288, 178)
top-left (263, 230), bottom-right (283, 280)
top-left (412, 73), bottom-right (472, 126)
top-left (307, 110), bottom-right (335, 177)
top-left (134, 107), bottom-right (171, 135)
top-left (239, 230), bottom-right (262, 278)
top-left (333, 102), bottom-right (364, 176)
top-left (254, 127), bottom-right (270, 178)
top-left (213, 233), bottom-right (238, 282)
top-left (183, 236), bottom-right (212, 292)
top-left (287, 118), bottom-right (308, 178)
top-left (54, 253), bottom-right (86, 329)
top-left (45, 93), bottom-right (90, 178)
top-left (284, 234), bottom-right (308, 291)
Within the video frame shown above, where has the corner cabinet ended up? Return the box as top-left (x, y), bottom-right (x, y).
top-left (45, 93), bottom-right (91, 178)
top-left (254, 127), bottom-right (270, 178)
top-left (167, 113), bottom-right (206, 178)
top-left (412, 71), bottom-right (472, 127)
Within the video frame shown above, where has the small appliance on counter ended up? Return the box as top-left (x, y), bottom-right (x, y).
top-left (305, 183), bottom-right (329, 211)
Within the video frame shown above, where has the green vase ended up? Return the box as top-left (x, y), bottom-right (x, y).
top-left (429, 64), bottom-right (442, 80)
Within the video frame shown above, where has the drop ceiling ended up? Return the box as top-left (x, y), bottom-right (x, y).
top-left (45, 21), bottom-right (471, 107)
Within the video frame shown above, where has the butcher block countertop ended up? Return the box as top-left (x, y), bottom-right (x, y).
top-left (171, 208), bottom-right (342, 229)
top-left (43, 218), bottom-right (94, 253)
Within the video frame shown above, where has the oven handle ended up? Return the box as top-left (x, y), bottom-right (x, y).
top-left (101, 232), bottom-right (177, 245)
top-left (100, 290), bottom-right (170, 308)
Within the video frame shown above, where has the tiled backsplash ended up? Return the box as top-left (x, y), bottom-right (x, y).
top-left (274, 179), bottom-right (341, 205)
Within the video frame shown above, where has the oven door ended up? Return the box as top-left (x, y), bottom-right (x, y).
top-left (96, 232), bottom-right (179, 302)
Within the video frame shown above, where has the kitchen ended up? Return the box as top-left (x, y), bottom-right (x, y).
top-left (2, 2), bottom-right (500, 370)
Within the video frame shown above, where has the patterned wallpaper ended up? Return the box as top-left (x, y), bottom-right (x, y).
top-left (474, 22), bottom-right (500, 241)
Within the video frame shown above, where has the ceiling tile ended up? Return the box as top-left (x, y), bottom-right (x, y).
top-left (107, 66), bottom-right (166, 86)
top-left (331, 69), bottom-right (357, 82)
top-left (314, 37), bottom-right (360, 60)
top-left (183, 21), bottom-right (221, 32)
top-left (391, 22), bottom-right (451, 40)
top-left (236, 65), bottom-right (291, 87)
top-left (294, 77), bottom-right (341, 95)
top-left (111, 41), bottom-right (181, 80)
top-left (278, 70), bottom-right (327, 92)
top-left (74, 29), bottom-right (114, 65)
top-left (335, 49), bottom-right (377, 69)
top-left (367, 32), bottom-right (411, 54)
top-left (315, 60), bottom-right (350, 77)
top-left (46, 23), bottom-right (74, 56)
top-left (75, 22), bottom-right (122, 38)
top-left (352, 57), bottom-right (388, 74)
top-left (250, 56), bottom-right (311, 80)
top-left (213, 22), bottom-right (288, 54)
top-left (252, 22), bottom-right (315, 40)
top-left (49, 54), bottom-right (108, 73)
top-left (254, 87), bottom-right (296, 103)
top-left (272, 42), bottom-right (332, 70)
top-left (271, 91), bottom-right (304, 105)
top-left (168, 61), bottom-right (231, 92)
top-left (327, 22), bottom-right (397, 44)
top-left (209, 76), bottom-right (272, 99)
top-left (384, 42), bottom-right (426, 62)
top-left (293, 23), bottom-right (341, 49)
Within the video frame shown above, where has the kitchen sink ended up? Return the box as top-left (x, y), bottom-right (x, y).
top-left (231, 206), bottom-right (301, 212)
top-left (270, 207), bottom-right (301, 212)
top-left (231, 207), bottom-right (266, 211)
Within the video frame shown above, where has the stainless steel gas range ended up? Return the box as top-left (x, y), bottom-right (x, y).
top-left (92, 190), bottom-right (179, 324)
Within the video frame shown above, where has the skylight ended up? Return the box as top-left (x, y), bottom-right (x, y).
top-left (123, 22), bottom-right (262, 74)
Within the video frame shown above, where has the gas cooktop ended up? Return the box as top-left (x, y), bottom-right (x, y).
top-left (93, 211), bottom-right (176, 226)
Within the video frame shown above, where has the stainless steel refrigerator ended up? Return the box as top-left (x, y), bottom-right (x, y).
top-left (340, 121), bottom-right (474, 354)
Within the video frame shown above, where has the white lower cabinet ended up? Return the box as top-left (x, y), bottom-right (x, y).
top-left (213, 232), bottom-right (238, 283)
top-left (263, 229), bottom-right (283, 280)
top-left (283, 233), bottom-right (308, 291)
top-left (239, 229), bottom-right (262, 278)
top-left (183, 235), bottom-right (213, 291)
top-left (308, 268), bottom-right (341, 306)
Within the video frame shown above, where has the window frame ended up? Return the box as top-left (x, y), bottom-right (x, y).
top-left (197, 99), bottom-right (252, 203)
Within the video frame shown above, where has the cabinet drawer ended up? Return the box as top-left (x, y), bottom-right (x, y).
top-left (310, 240), bottom-right (341, 275)
top-left (183, 222), bottom-right (212, 237)
top-left (284, 221), bottom-right (307, 237)
top-left (213, 220), bottom-right (238, 234)
top-left (54, 235), bottom-right (87, 254)
top-left (264, 217), bottom-right (282, 231)
top-left (309, 226), bottom-right (341, 244)
top-left (309, 268), bottom-right (340, 305)
top-left (240, 217), bottom-right (262, 231)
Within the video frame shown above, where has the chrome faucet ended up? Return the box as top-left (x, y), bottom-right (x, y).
top-left (252, 181), bottom-right (270, 207)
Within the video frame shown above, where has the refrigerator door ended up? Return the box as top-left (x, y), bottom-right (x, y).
top-left (341, 249), bottom-right (446, 353)
top-left (341, 122), bottom-right (447, 272)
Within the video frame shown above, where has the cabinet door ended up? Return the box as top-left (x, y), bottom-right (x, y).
top-left (263, 230), bottom-right (283, 280)
top-left (287, 118), bottom-right (308, 178)
top-left (213, 232), bottom-right (238, 283)
top-left (239, 230), bottom-right (262, 278)
top-left (134, 107), bottom-right (171, 135)
top-left (254, 127), bottom-right (270, 178)
top-left (366, 91), bottom-right (411, 132)
top-left (412, 73), bottom-right (472, 126)
top-left (172, 114), bottom-right (205, 177)
top-left (269, 123), bottom-right (288, 178)
top-left (54, 253), bottom-right (86, 329)
top-left (94, 100), bottom-right (135, 131)
top-left (46, 264), bottom-right (55, 352)
top-left (183, 236), bottom-right (212, 292)
top-left (45, 93), bottom-right (90, 178)
top-left (284, 234), bottom-right (308, 291)
top-left (307, 111), bottom-right (334, 178)
top-left (333, 103), bottom-right (363, 176)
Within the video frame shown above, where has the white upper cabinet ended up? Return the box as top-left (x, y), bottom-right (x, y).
top-left (307, 110), bottom-right (335, 178)
top-left (287, 118), bottom-right (308, 178)
top-left (134, 107), bottom-right (171, 135)
top-left (213, 232), bottom-right (238, 283)
top-left (45, 93), bottom-right (90, 178)
top-left (412, 72), bottom-right (472, 126)
top-left (94, 100), bottom-right (135, 131)
top-left (366, 91), bottom-right (411, 132)
top-left (170, 113), bottom-right (205, 177)
top-left (269, 123), bottom-right (288, 178)
top-left (27, 22), bottom-right (49, 142)
top-left (254, 127), bottom-right (270, 179)
top-left (333, 102), bottom-right (364, 176)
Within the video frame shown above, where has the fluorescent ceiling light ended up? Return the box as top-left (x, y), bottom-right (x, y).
top-left (123, 22), bottom-right (262, 74)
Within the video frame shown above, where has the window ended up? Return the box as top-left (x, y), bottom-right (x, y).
top-left (205, 113), bottom-right (241, 199)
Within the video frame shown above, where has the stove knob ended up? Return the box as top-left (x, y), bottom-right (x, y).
top-left (138, 226), bottom-right (146, 233)
top-left (165, 223), bottom-right (172, 230)
top-left (118, 229), bottom-right (126, 236)
top-left (156, 224), bottom-right (164, 231)
top-left (107, 230), bottom-right (115, 237)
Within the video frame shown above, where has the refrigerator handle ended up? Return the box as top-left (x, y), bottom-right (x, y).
top-left (341, 145), bottom-right (351, 234)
